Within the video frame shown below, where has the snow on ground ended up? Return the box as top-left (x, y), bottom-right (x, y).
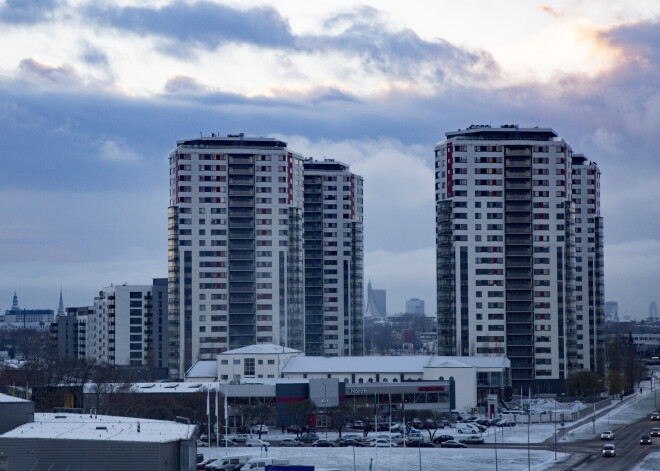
top-left (632, 451), bottom-right (660, 470)
top-left (563, 378), bottom-right (660, 441)
top-left (200, 445), bottom-right (567, 471)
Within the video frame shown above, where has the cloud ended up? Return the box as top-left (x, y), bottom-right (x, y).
top-left (18, 58), bottom-right (80, 86)
top-left (164, 74), bottom-right (209, 94)
top-left (82, 2), bottom-right (498, 87)
top-left (537, 5), bottom-right (562, 18)
top-left (98, 138), bottom-right (140, 162)
top-left (85, 1), bottom-right (295, 55)
top-left (0, 0), bottom-right (60, 24)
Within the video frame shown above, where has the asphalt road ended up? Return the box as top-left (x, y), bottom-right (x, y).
top-left (491, 414), bottom-right (660, 471)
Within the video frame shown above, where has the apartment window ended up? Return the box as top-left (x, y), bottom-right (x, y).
top-left (244, 358), bottom-right (255, 376)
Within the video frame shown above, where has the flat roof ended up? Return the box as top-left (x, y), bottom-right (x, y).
top-left (0, 392), bottom-right (30, 403)
top-left (1, 413), bottom-right (195, 443)
top-left (220, 344), bottom-right (302, 355)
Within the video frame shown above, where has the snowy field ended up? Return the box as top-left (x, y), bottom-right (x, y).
top-left (200, 445), bottom-right (567, 471)
top-left (632, 451), bottom-right (660, 470)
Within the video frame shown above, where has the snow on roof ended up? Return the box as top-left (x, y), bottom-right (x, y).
top-left (186, 360), bottom-right (217, 378)
top-left (1, 413), bottom-right (196, 443)
top-left (82, 382), bottom-right (223, 395)
top-left (0, 392), bottom-right (30, 403)
top-left (220, 344), bottom-right (302, 355)
top-left (283, 355), bottom-right (510, 374)
top-left (445, 356), bottom-right (511, 368)
top-left (241, 378), bottom-right (309, 385)
top-left (282, 356), bottom-right (431, 374)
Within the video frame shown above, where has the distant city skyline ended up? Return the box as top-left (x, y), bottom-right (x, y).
top-left (1, 1), bottom-right (660, 322)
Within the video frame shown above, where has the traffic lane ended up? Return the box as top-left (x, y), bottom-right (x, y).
top-left (576, 417), bottom-right (660, 471)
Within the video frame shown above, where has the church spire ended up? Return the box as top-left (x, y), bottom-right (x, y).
top-left (57, 287), bottom-right (64, 317)
top-left (12, 291), bottom-right (18, 310)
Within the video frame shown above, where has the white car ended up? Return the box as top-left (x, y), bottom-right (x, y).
top-left (251, 425), bottom-right (268, 434)
top-left (245, 438), bottom-right (270, 447)
top-left (371, 438), bottom-right (397, 447)
top-left (600, 431), bottom-right (614, 440)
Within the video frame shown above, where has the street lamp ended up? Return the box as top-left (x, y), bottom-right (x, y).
top-left (321, 398), bottom-right (329, 439)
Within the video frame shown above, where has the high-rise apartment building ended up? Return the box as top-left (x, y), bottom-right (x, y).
top-left (168, 134), bottom-right (305, 379)
top-left (570, 154), bottom-right (604, 373)
top-left (435, 124), bottom-right (603, 392)
top-left (303, 158), bottom-right (364, 356)
top-left (406, 298), bottom-right (425, 316)
top-left (604, 301), bottom-right (618, 321)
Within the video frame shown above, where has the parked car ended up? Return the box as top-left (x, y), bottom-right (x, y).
top-left (286, 425), bottom-right (301, 434)
top-left (651, 428), bottom-right (660, 437)
top-left (455, 423), bottom-right (481, 434)
top-left (353, 420), bottom-right (364, 428)
top-left (390, 433), bottom-right (406, 445)
top-left (245, 438), bottom-right (270, 447)
top-left (432, 435), bottom-right (455, 444)
top-left (297, 433), bottom-right (320, 444)
top-left (312, 439), bottom-right (335, 447)
top-left (458, 435), bottom-right (484, 445)
top-left (206, 456), bottom-right (253, 471)
top-left (199, 459), bottom-right (217, 470)
top-left (602, 444), bottom-right (616, 457)
top-left (474, 418), bottom-right (492, 427)
top-left (495, 419), bottom-right (516, 427)
top-left (218, 439), bottom-right (238, 447)
top-left (600, 431), bottom-right (614, 440)
top-left (251, 425), bottom-right (268, 435)
top-left (233, 434), bottom-right (251, 443)
top-left (280, 438), bottom-right (303, 447)
top-left (440, 440), bottom-right (467, 448)
top-left (640, 434), bottom-right (652, 445)
top-left (406, 440), bottom-right (434, 448)
top-left (371, 439), bottom-right (397, 447)
top-left (240, 458), bottom-right (289, 471)
top-left (337, 439), bottom-right (365, 447)
top-left (303, 425), bottom-right (317, 433)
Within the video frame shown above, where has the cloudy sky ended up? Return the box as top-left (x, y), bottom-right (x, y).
top-left (1, 0), bottom-right (659, 319)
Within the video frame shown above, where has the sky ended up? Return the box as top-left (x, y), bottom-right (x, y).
top-left (1, 0), bottom-right (659, 319)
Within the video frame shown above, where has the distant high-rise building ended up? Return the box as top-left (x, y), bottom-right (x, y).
top-left (365, 281), bottom-right (387, 318)
top-left (605, 301), bottom-right (618, 321)
top-left (168, 134), bottom-right (305, 379)
top-left (435, 124), bottom-right (604, 392)
top-left (303, 158), bottom-right (364, 357)
top-left (405, 298), bottom-right (425, 316)
top-left (571, 154), bottom-right (604, 374)
top-left (650, 302), bottom-right (658, 320)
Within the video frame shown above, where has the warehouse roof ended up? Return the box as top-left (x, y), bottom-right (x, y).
top-left (1, 413), bottom-right (195, 443)
top-left (220, 344), bottom-right (302, 355)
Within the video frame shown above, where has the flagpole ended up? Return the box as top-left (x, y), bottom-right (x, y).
top-left (215, 387), bottom-right (219, 457)
top-left (207, 388), bottom-right (211, 449)
top-left (388, 388), bottom-right (392, 471)
top-left (374, 393), bottom-right (379, 471)
top-left (224, 384), bottom-right (229, 456)
top-left (402, 393), bottom-right (406, 471)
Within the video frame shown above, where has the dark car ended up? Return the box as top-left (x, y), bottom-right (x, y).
top-left (406, 440), bottom-right (435, 448)
top-left (312, 439), bottom-right (335, 447)
top-left (641, 434), bottom-right (652, 445)
top-left (440, 440), bottom-right (467, 448)
top-left (337, 439), bottom-right (365, 447)
top-left (216, 439), bottom-right (236, 447)
top-left (287, 425), bottom-right (302, 433)
top-left (652, 412), bottom-right (660, 421)
top-left (459, 435), bottom-right (485, 445)
top-left (432, 435), bottom-right (455, 444)
top-left (297, 433), bottom-right (320, 444)
top-left (651, 428), bottom-right (660, 437)
top-left (303, 425), bottom-right (317, 433)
